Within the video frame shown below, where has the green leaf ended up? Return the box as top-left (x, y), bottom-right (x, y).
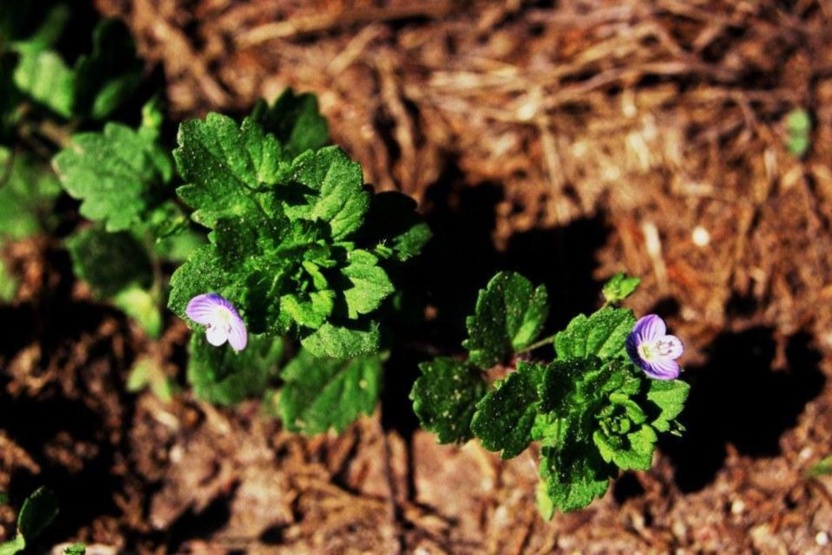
top-left (601, 272), bottom-right (640, 304)
top-left (470, 361), bottom-right (546, 459)
top-left (540, 444), bottom-right (611, 513)
top-left (287, 146), bottom-right (370, 240)
top-left (53, 122), bottom-right (174, 231)
top-left (63, 544), bottom-right (86, 555)
top-left (537, 357), bottom-right (598, 414)
top-left (341, 249), bottom-right (394, 318)
top-left (251, 89), bottom-right (329, 157)
top-left (555, 307), bottom-right (635, 361)
top-left (175, 113), bottom-right (285, 228)
top-left (300, 322), bottom-right (380, 358)
top-left (647, 378), bottom-right (690, 432)
top-left (72, 19), bottom-right (143, 120)
top-left (279, 349), bottom-right (382, 434)
top-left (17, 486), bottom-right (58, 542)
top-left (411, 357), bottom-right (488, 444)
top-left (187, 332), bottom-right (283, 406)
top-left (0, 149), bottom-right (61, 240)
top-left (66, 226), bottom-right (153, 298)
top-left (127, 355), bottom-right (178, 403)
top-left (112, 286), bottom-right (162, 338)
top-left (464, 272), bottom-right (549, 370)
top-left (0, 536), bottom-right (25, 555)
top-left (13, 48), bottom-right (74, 117)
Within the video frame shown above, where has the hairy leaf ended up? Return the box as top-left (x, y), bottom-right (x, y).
top-left (287, 146), bottom-right (369, 240)
top-left (555, 307), bottom-right (635, 361)
top-left (54, 122), bottom-right (173, 231)
top-left (300, 322), bottom-right (380, 358)
top-left (279, 349), bottom-right (382, 434)
top-left (341, 249), bottom-right (394, 318)
top-left (647, 378), bottom-right (690, 433)
top-left (175, 113), bottom-right (285, 228)
top-left (464, 272), bottom-right (549, 370)
top-left (411, 357), bottom-right (487, 444)
top-left (601, 272), bottom-right (641, 304)
top-left (471, 361), bottom-right (547, 459)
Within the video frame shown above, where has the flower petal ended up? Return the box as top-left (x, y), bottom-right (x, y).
top-left (226, 317), bottom-right (248, 352)
top-left (633, 314), bottom-right (666, 342)
top-left (186, 293), bottom-right (224, 325)
top-left (660, 335), bottom-right (684, 359)
top-left (205, 324), bottom-right (229, 346)
top-left (643, 358), bottom-right (680, 380)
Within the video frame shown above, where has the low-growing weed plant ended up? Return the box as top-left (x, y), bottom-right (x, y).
top-left (0, 2), bottom-right (691, 528)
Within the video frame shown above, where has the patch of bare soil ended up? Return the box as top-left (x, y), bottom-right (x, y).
top-left (3, 0), bottom-right (832, 552)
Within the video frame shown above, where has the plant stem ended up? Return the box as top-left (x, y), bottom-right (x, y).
top-left (517, 333), bottom-right (558, 355)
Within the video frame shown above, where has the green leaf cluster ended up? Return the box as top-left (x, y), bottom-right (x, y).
top-left (168, 102), bottom-right (430, 359)
top-left (413, 272), bottom-right (690, 515)
top-left (411, 272), bottom-right (548, 444)
top-left (54, 113), bottom-right (188, 337)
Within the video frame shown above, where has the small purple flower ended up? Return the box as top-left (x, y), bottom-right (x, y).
top-left (186, 293), bottom-right (247, 352)
top-left (626, 314), bottom-right (684, 380)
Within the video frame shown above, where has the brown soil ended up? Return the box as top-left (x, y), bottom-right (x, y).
top-left (4, 1), bottom-right (832, 553)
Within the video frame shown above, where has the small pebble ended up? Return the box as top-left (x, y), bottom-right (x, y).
top-left (816, 531), bottom-right (829, 546)
top-left (692, 226), bottom-right (710, 247)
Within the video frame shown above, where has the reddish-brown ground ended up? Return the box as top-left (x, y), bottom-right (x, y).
top-left (4, 1), bottom-right (832, 553)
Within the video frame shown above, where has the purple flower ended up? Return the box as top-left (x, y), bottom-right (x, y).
top-left (626, 314), bottom-right (683, 380)
top-left (186, 293), bottom-right (247, 352)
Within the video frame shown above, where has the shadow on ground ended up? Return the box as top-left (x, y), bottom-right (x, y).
top-left (661, 328), bottom-right (825, 492)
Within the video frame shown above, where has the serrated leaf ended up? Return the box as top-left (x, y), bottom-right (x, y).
top-left (647, 378), bottom-right (690, 432)
top-left (300, 322), bottom-right (380, 358)
top-left (54, 122), bottom-right (173, 231)
top-left (411, 357), bottom-right (488, 444)
top-left (288, 146), bottom-right (369, 240)
top-left (17, 487), bottom-right (58, 542)
top-left (175, 113), bottom-right (285, 228)
top-left (540, 444), bottom-right (611, 512)
top-left (187, 332), bottom-right (283, 406)
top-left (464, 272), bottom-right (549, 370)
top-left (66, 226), bottom-right (153, 298)
top-left (555, 307), bottom-right (635, 361)
top-left (470, 361), bottom-right (546, 459)
top-left (538, 356), bottom-right (604, 416)
top-left (341, 249), bottom-right (394, 318)
top-left (279, 349), bottom-right (382, 434)
top-left (251, 89), bottom-right (329, 158)
top-left (602, 272), bottom-right (640, 303)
